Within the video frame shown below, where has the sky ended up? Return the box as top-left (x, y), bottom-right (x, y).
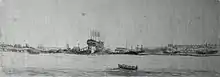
top-left (0, 0), bottom-right (219, 48)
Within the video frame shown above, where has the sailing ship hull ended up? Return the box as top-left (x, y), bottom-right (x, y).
top-left (75, 50), bottom-right (91, 55)
top-left (27, 48), bottom-right (40, 54)
top-left (196, 50), bottom-right (218, 54)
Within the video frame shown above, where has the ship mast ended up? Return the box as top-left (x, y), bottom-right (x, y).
top-left (92, 28), bottom-right (94, 40)
top-left (170, 0), bottom-right (174, 45)
top-left (202, 8), bottom-right (205, 44)
top-left (89, 28), bottom-right (91, 39)
top-left (0, 24), bottom-right (3, 69)
top-left (125, 39), bottom-right (127, 49)
top-left (55, 0), bottom-right (59, 47)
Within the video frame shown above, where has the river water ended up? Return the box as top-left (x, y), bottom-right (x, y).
top-left (0, 52), bottom-right (220, 77)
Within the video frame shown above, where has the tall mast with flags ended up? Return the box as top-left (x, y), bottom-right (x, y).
top-left (55, 0), bottom-right (60, 47)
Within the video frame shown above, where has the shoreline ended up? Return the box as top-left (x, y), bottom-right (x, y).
top-left (2, 51), bottom-right (220, 57)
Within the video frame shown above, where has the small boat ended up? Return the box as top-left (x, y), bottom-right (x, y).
top-left (118, 64), bottom-right (138, 70)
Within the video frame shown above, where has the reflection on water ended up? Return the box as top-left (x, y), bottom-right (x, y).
top-left (0, 52), bottom-right (220, 77)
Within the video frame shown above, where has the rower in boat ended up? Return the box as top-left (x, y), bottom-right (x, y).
top-left (118, 64), bottom-right (138, 70)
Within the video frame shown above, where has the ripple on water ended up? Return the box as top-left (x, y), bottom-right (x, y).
top-left (1, 52), bottom-right (220, 77)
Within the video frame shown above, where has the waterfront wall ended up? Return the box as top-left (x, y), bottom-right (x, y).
top-left (0, 0), bottom-right (219, 48)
